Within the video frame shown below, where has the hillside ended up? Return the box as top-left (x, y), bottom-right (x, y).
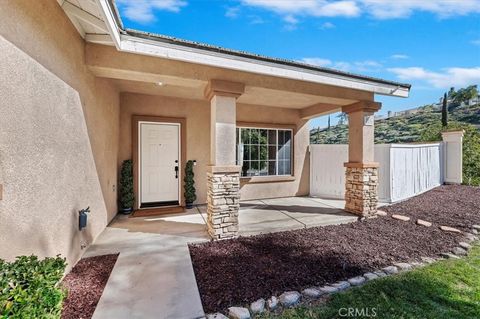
top-left (311, 103), bottom-right (480, 144)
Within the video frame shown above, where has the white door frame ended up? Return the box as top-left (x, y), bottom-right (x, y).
top-left (133, 115), bottom-right (185, 210)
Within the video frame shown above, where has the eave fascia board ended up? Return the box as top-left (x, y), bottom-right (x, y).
top-left (118, 35), bottom-right (409, 97)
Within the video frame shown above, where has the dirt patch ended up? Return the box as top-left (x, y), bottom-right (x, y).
top-left (189, 185), bottom-right (478, 313)
top-left (61, 254), bottom-right (118, 319)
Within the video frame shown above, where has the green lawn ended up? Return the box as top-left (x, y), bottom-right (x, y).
top-left (261, 244), bottom-right (480, 319)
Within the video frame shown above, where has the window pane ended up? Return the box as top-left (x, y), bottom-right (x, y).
top-left (268, 145), bottom-right (276, 160)
top-left (241, 129), bottom-right (250, 144)
top-left (268, 130), bottom-right (277, 144)
top-left (284, 130), bottom-right (292, 145)
top-left (259, 129), bottom-right (268, 144)
top-left (268, 161), bottom-right (276, 175)
top-left (277, 145), bottom-right (284, 160)
top-left (251, 160), bottom-right (259, 171)
top-left (277, 160), bottom-right (284, 175)
top-left (241, 161), bottom-right (249, 176)
top-left (251, 129), bottom-right (259, 144)
top-left (260, 145), bottom-right (268, 161)
top-left (250, 145), bottom-right (259, 160)
top-left (243, 145), bottom-right (250, 161)
top-left (259, 161), bottom-right (268, 175)
top-left (278, 130), bottom-right (285, 145)
top-left (284, 160), bottom-right (291, 175)
top-left (283, 146), bottom-right (291, 160)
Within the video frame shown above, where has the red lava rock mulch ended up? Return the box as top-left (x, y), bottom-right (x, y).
top-left (61, 254), bottom-right (119, 319)
top-left (189, 185), bottom-right (479, 313)
top-left (381, 184), bottom-right (480, 231)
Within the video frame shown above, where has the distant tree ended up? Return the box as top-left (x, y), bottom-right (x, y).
top-left (441, 92), bottom-right (448, 127)
top-left (448, 87), bottom-right (456, 98)
top-left (327, 115), bottom-right (331, 130)
top-left (450, 85), bottom-right (478, 107)
top-left (337, 112), bottom-right (347, 125)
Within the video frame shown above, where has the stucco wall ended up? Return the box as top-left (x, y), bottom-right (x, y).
top-left (119, 93), bottom-right (309, 204)
top-left (0, 0), bottom-right (119, 267)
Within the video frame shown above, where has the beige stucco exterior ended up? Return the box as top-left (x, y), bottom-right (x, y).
top-left (119, 93), bottom-right (310, 204)
top-left (0, 0), bottom-right (119, 268)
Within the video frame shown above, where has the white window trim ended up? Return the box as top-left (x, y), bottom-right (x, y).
top-left (236, 126), bottom-right (293, 178)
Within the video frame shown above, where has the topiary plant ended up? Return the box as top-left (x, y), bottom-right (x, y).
top-left (119, 159), bottom-right (135, 213)
top-left (184, 160), bottom-right (196, 208)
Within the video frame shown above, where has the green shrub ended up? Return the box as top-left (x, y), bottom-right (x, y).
top-left (1, 255), bottom-right (66, 318)
top-left (420, 122), bottom-right (480, 186)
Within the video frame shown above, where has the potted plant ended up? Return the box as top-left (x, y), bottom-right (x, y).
top-left (184, 160), bottom-right (196, 209)
top-left (119, 159), bottom-right (135, 214)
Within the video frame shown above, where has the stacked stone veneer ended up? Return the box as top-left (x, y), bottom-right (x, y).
top-left (345, 166), bottom-right (378, 217)
top-left (207, 171), bottom-right (240, 239)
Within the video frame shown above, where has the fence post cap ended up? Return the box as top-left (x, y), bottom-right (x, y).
top-left (441, 129), bottom-right (464, 141)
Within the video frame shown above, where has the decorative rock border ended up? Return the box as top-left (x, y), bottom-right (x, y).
top-left (206, 225), bottom-right (479, 319)
top-left (392, 214), bottom-right (410, 221)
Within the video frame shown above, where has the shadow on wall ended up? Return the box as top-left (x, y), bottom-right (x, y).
top-left (0, 36), bottom-right (109, 271)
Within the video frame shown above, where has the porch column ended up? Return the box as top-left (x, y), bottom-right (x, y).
top-left (342, 101), bottom-right (381, 218)
top-left (205, 80), bottom-right (245, 240)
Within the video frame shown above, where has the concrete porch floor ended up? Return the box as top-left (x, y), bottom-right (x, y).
top-left (86, 197), bottom-right (358, 319)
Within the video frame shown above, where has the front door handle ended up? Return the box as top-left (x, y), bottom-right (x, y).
top-left (174, 166), bottom-right (179, 178)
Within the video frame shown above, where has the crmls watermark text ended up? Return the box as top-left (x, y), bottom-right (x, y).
top-left (338, 307), bottom-right (377, 317)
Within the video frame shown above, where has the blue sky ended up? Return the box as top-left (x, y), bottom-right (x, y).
top-left (116, 0), bottom-right (480, 128)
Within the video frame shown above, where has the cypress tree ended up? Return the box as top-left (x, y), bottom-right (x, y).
top-left (184, 160), bottom-right (196, 208)
top-left (119, 159), bottom-right (134, 211)
top-left (441, 92), bottom-right (448, 127)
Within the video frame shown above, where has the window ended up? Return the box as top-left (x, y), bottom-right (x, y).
top-left (236, 127), bottom-right (292, 177)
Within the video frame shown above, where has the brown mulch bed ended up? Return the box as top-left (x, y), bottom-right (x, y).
top-left (189, 185), bottom-right (479, 313)
top-left (61, 254), bottom-right (119, 319)
top-left (381, 185), bottom-right (480, 231)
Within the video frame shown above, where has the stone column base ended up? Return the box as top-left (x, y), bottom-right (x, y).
top-left (344, 163), bottom-right (379, 217)
top-left (207, 167), bottom-right (241, 240)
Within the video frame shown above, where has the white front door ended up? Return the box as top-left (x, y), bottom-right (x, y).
top-left (139, 122), bottom-right (180, 207)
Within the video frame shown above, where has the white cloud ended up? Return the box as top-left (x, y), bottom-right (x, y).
top-left (300, 58), bottom-right (332, 67)
top-left (248, 15), bottom-right (265, 24)
top-left (240, 0), bottom-right (360, 18)
top-left (300, 57), bottom-right (382, 72)
top-left (471, 39), bottom-right (480, 46)
top-left (239, 0), bottom-right (480, 23)
top-left (391, 54), bottom-right (409, 59)
top-left (320, 22), bottom-right (335, 29)
top-left (354, 60), bottom-right (382, 72)
top-left (388, 66), bottom-right (480, 88)
top-left (360, 0), bottom-right (480, 19)
top-left (225, 7), bottom-right (240, 18)
top-left (283, 14), bottom-right (299, 29)
top-left (116, 0), bottom-right (187, 23)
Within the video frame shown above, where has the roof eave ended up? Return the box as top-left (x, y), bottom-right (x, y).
top-left (94, 0), bottom-right (410, 98)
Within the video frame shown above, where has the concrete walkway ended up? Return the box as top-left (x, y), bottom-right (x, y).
top-left (86, 197), bottom-right (358, 319)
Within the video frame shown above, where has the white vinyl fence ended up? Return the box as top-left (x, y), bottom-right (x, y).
top-left (310, 143), bottom-right (445, 203)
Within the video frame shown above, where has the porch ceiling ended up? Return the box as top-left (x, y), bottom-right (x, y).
top-left (109, 79), bottom-right (357, 109)
top-left (87, 43), bottom-right (370, 111)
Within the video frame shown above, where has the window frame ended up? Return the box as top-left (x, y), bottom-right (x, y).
top-left (236, 124), bottom-right (294, 178)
